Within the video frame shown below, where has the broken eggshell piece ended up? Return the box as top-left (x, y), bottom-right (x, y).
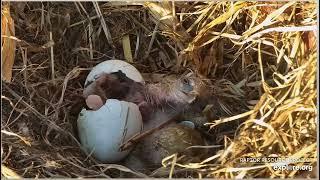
top-left (78, 60), bottom-right (144, 162)
top-left (77, 99), bottom-right (143, 162)
top-left (85, 59), bottom-right (144, 86)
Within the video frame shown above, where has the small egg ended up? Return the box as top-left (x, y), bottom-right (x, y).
top-left (143, 124), bottom-right (205, 164)
top-left (77, 99), bottom-right (143, 162)
top-left (124, 123), bottom-right (205, 170)
top-left (85, 59), bottom-right (144, 86)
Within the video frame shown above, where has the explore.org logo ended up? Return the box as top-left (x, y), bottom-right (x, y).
top-left (272, 165), bottom-right (313, 171)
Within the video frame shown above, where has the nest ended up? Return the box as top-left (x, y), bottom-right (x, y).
top-left (1, 1), bottom-right (317, 178)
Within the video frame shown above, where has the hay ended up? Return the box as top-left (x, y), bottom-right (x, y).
top-left (1, 1), bottom-right (317, 178)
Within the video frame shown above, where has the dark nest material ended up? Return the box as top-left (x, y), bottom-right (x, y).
top-left (1, 1), bottom-right (317, 178)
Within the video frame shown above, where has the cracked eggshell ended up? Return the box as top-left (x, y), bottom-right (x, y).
top-left (85, 60), bottom-right (144, 86)
top-left (77, 99), bottom-right (143, 163)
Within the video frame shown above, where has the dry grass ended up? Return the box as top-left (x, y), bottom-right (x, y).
top-left (1, 1), bottom-right (317, 178)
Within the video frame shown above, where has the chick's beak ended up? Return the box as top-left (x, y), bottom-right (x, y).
top-left (189, 90), bottom-right (199, 96)
top-left (186, 90), bottom-right (199, 103)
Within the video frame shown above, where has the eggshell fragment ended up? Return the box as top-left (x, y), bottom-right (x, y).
top-left (85, 60), bottom-right (144, 86)
top-left (77, 99), bottom-right (143, 162)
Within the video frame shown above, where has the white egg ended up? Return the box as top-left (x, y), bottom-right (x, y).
top-left (77, 99), bottom-right (143, 162)
top-left (85, 59), bottom-right (144, 86)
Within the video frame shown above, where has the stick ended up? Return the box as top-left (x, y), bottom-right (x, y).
top-left (119, 113), bottom-right (181, 151)
top-left (49, 31), bottom-right (55, 85)
top-left (3, 84), bottom-right (64, 133)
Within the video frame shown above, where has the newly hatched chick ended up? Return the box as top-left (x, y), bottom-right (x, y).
top-left (82, 70), bottom-right (207, 123)
top-left (82, 70), bottom-right (212, 173)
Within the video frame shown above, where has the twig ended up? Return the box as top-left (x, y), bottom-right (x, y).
top-left (126, 13), bottom-right (151, 33)
top-left (68, 15), bottom-right (99, 28)
top-left (3, 84), bottom-right (64, 133)
top-left (40, 3), bottom-right (44, 30)
top-left (56, 153), bottom-right (106, 176)
top-left (5, 96), bottom-right (26, 127)
top-left (119, 114), bottom-right (181, 151)
top-left (134, 29), bottom-right (140, 59)
top-left (1, 130), bottom-right (31, 146)
top-left (49, 31), bottom-right (55, 84)
top-left (75, 2), bottom-right (95, 59)
top-left (171, 1), bottom-right (176, 32)
top-left (205, 110), bottom-right (254, 128)
top-left (57, 67), bottom-right (85, 107)
top-left (46, 8), bottom-right (55, 84)
top-left (19, 46), bottom-right (28, 88)
top-left (242, 25), bottom-right (317, 45)
top-left (88, 24), bottom-right (94, 59)
top-left (145, 20), bottom-right (160, 58)
top-left (1, 95), bottom-right (28, 116)
top-left (169, 154), bottom-right (177, 178)
top-left (2, 145), bottom-right (12, 163)
top-left (92, 2), bottom-right (113, 47)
